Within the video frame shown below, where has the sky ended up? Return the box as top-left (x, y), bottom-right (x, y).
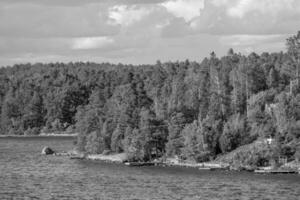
top-left (1, 0), bottom-right (300, 66)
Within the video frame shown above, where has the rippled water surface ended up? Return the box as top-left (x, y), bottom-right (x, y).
top-left (0, 137), bottom-right (300, 200)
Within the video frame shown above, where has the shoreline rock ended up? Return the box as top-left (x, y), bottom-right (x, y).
top-left (63, 151), bottom-right (300, 174)
top-left (41, 146), bottom-right (55, 155)
top-left (86, 153), bottom-right (128, 163)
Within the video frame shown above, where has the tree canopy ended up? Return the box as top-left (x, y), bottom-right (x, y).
top-left (1, 33), bottom-right (300, 164)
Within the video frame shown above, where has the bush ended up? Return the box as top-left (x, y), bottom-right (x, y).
top-left (40, 126), bottom-right (51, 134)
top-left (65, 125), bottom-right (76, 134)
top-left (24, 127), bottom-right (40, 135)
top-left (85, 131), bottom-right (105, 154)
top-left (195, 151), bottom-right (211, 162)
top-left (111, 125), bottom-right (124, 152)
top-left (280, 145), bottom-right (295, 160)
top-left (219, 114), bottom-right (248, 153)
top-left (295, 147), bottom-right (300, 161)
top-left (76, 133), bottom-right (86, 152)
top-left (51, 119), bottom-right (64, 131)
top-left (8, 127), bottom-right (23, 135)
top-left (124, 129), bottom-right (147, 161)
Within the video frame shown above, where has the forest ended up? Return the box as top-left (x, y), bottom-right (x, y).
top-left (0, 32), bottom-right (300, 166)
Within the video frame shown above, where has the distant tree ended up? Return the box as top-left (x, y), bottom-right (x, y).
top-left (0, 90), bottom-right (21, 134)
top-left (60, 85), bottom-right (90, 126)
top-left (201, 117), bottom-right (223, 157)
top-left (85, 130), bottom-right (105, 154)
top-left (181, 121), bottom-right (209, 162)
top-left (198, 58), bottom-right (211, 120)
top-left (219, 114), bottom-right (248, 153)
top-left (111, 124), bottom-right (124, 152)
top-left (286, 31), bottom-right (300, 88)
top-left (22, 91), bottom-right (45, 130)
top-left (166, 112), bottom-right (187, 157)
top-left (267, 68), bottom-right (279, 89)
top-left (124, 128), bottom-right (147, 161)
top-left (0, 33), bottom-right (300, 164)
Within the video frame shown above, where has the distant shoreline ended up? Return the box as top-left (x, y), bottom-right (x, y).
top-left (0, 133), bottom-right (77, 138)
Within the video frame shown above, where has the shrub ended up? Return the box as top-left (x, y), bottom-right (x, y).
top-left (85, 131), bottom-right (105, 154)
top-left (24, 127), bottom-right (40, 135)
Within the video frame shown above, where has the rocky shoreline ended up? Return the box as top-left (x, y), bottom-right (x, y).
top-left (45, 148), bottom-right (300, 174)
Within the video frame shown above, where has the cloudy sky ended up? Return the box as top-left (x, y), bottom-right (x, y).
top-left (1, 0), bottom-right (300, 66)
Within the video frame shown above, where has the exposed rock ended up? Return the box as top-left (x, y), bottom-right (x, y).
top-left (41, 146), bottom-right (55, 155)
top-left (87, 153), bottom-right (128, 163)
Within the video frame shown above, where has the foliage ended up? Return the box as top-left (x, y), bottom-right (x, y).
top-left (85, 131), bottom-right (105, 154)
top-left (0, 33), bottom-right (300, 164)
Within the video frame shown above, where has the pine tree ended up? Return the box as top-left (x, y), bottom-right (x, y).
top-left (111, 124), bottom-right (124, 152)
top-left (267, 68), bottom-right (279, 89)
top-left (198, 58), bottom-right (210, 120)
top-left (286, 31), bottom-right (300, 88)
top-left (23, 91), bottom-right (45, 130)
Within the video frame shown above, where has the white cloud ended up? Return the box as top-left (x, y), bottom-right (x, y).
top-left (219, 34), bottom-right (285, 46)
top-left (227, 0), bottom-right (295, 18)
top-left (210, 0), bottom-right (297, 19)
top-left (211, 0), bottom-right (231, 7)
top-left (71, 37), bottom-right (114, 50)
top-left (161, 0), bottom-right (204, 22)
top-left (155, 20), bottom-right (171, 29)
top-left (1, 0), bottom-right (299, 66)
top-left (189, 0), bottom-right (300, 35)
top-left (108, 5), bottom-right (153, 26)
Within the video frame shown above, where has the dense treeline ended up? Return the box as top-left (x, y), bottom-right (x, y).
top-left (1, 33), bottom-right (300, 164)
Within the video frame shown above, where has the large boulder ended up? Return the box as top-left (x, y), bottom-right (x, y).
top-left (41, 146), bottom-right (55, 155)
